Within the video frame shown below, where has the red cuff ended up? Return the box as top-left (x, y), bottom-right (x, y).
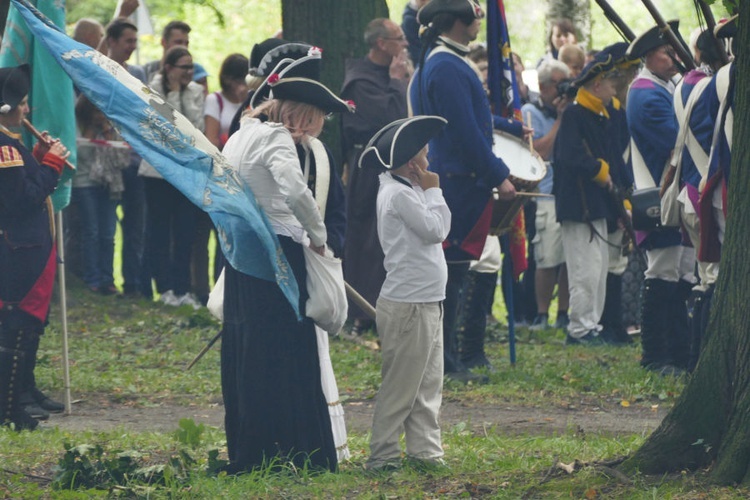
top-left (42, 153), bottom-right (65, 175)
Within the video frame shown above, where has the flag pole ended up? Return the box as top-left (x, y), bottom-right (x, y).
top-left (55, 211), bottom-right (72, 414)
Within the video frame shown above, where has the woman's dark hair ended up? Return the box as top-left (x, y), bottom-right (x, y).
top-left (75, 95), bottom-right (101, 132)
top-left (160, 45), bottom-right (192, 94)
top-left (219, 53), bottom-right (249, 93)
top-left (547, 18), bottom-right (577, 53)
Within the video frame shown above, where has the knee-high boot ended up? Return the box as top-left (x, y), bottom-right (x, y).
top-left (0, 329), bottom-right (39, 431)
top-left (667, 280), bottom-right (692, 370)
top-left (601, 273), bottom-right (631, 345)
top-left (640, 278), bottom-right (672, 369)
top-left (18, 332), bottom-right (63, 418)
top-left (457, 271), bottom-right (496, 370)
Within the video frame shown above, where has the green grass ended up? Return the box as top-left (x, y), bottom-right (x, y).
top-left (3, 276), bottom-right (746, 497)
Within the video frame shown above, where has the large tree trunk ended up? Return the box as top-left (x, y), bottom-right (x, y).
top-left (281, 0), bottom-right (389, 170)
top-left (621, 3), bottom-right (750, 485)
top-left (547, 0), bottom-right (591, 50)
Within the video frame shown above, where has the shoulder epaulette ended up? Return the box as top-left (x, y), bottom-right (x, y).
top-left (0, 144), bottom-right (24, 169)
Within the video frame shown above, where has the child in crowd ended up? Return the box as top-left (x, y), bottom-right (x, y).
top-left (360, 116), bottom-right (451, 471)
top-left (553, 52), bottom-right (622, 345)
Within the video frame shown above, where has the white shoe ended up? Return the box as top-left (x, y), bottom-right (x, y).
top-left (177, 293), bottom-right (202, 310)
top-left (160, 290), bottom-right (180, 307)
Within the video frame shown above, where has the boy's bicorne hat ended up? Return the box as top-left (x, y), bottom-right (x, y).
top-left (359, 115), bottom-right (447, 170)
top-left (573, 51), bottom-right (615, 87)
top-left (417, 0), bottom-right (484, 27)
top-left (626, 20), bottom-right (681, 59)
top-left (0, 64), bottom-right (30, 114)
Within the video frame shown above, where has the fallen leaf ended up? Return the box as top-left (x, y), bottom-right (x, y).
top-left (557, 461), bottom-right (575, 473)
top-left (620, 400), bottom-right (630, 407)
top-left (585, 487), bottom-right (597, 499)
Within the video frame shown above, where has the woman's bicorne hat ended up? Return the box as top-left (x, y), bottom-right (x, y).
top-left (0, 64), bottom-right (30, 114)
top-left (359, 115), bottom-right (447, 170)
top-left (417, 0), bottom-right (484, 27)
top-left (253, 47), bottom-right (354, 114)
top-left (627, 20), bottom-right (681, 59)
top-left (249, 43), bottom-right (325, 108)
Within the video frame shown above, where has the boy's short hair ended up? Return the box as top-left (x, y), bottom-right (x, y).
top-left (162, 20), bottom-right (191, 42)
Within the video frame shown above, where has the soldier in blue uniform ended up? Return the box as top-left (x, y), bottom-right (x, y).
top-left (0, 64), bottom-right (70, 430)
top-left (410, 0), bottom-right (519, 382)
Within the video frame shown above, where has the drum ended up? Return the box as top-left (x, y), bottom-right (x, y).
top-left (489, 131), bottom-right (547, 235)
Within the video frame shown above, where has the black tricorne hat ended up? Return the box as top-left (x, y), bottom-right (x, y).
top-left (0, 64), bottom-right (30, 114)
top-left (573, 51), bottom-right (615, 87)
top-left (268, 76), bottom-right (355, 114)
top-left (627, 20), bottom-right (681, 59)
top-left (714, 14), bottom-right (738, 39)
top-left (417, 0), bottom-right (484, 27)
top-left (359, 115), bottom-right (447, 170)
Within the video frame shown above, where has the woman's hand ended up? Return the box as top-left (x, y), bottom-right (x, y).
top-left (310, 243), bottom-right (326, 256)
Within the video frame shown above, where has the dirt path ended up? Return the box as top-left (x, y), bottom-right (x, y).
top-left (43, 397), bottom-right (665, 437)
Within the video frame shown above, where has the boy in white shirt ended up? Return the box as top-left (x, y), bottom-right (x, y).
top-left (360, 116), bottom-right (451, 471)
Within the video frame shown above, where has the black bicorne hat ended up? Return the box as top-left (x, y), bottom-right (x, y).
top-left (417, 0), bottom-right (484, 27)
top-left (359, 115), bottom-right (447, 170)
top-left (599, 42), bottom-right (639, 68)
top-left (249, 38), bottom-right (287, 74)
top-left (714, 14), bottom-right (738, 39)
top-left (0, 64), bottom-right (30, 114)
top-left (250, 44), bottom-right (324, 109)
top-left (627, 20), bottom-right (681, 59)
top-left (573, 51), bottom-right (615, 87)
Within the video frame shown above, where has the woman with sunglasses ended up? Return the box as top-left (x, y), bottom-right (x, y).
top-left (139, 46), bottom-right (205, 308)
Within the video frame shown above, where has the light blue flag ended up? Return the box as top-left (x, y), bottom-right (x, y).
top-left (9, 0), bottom-right (301, 316)
top-left (0, 0), bottom-right (77, 211)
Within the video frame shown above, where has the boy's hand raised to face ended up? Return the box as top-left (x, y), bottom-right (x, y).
top-left (409, 162), bottom-right (440, 190)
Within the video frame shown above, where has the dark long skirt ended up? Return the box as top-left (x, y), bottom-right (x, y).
top-left (220, 236), bottom-right (337, 473)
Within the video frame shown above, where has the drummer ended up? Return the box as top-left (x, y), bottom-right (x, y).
top-left (409, 0), bottom-right (523, 383)
top-left (552, 51), bottom-right (622, 345)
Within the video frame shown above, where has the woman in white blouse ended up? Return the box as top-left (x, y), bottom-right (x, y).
top-left (219, 74), bottom-right (353, 474)
top-left (139, 46), bottom-right (204, 308)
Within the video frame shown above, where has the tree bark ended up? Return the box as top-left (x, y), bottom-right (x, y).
top-left (621, 3), bottom-right (750, 485)
top-left (281, 0), bottom-right (389, 169)
top-left (546, 0), bottom-right (591, 50)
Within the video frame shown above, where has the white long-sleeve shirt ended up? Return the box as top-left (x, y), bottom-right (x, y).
top-left (222, 118), bottom-right (327, 247)
top-left (377, 172), bottom-right (451, 303)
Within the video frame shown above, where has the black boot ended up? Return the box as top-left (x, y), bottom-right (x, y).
top-left (457, 271), bottom-right (496, 370)
top-left (601, 273), bottom-right (632, 345)
top-left (640, 279), bottom-right (672, 370)
top-left (666, 280), bottom-right (693, 371)
top-left (0, 329), bottom-right (39, 431)
top-left (18, 333), bottom-right (63, 416)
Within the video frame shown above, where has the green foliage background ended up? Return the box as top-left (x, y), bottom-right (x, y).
top-left (65, 0), bottom-right (730, 91)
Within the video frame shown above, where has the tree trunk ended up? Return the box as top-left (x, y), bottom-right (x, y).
top-left (621, 3), bottom-right (750, 485)
top-left (546, 0), bottom-right (591, 50)
top-left (281, 0), bottom-right (389, 170)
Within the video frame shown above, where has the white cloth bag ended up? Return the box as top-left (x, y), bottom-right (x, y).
top-left (303, 245), bottom-right (347, 335)
top-left (207, 268), bottom-right (226, 321)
